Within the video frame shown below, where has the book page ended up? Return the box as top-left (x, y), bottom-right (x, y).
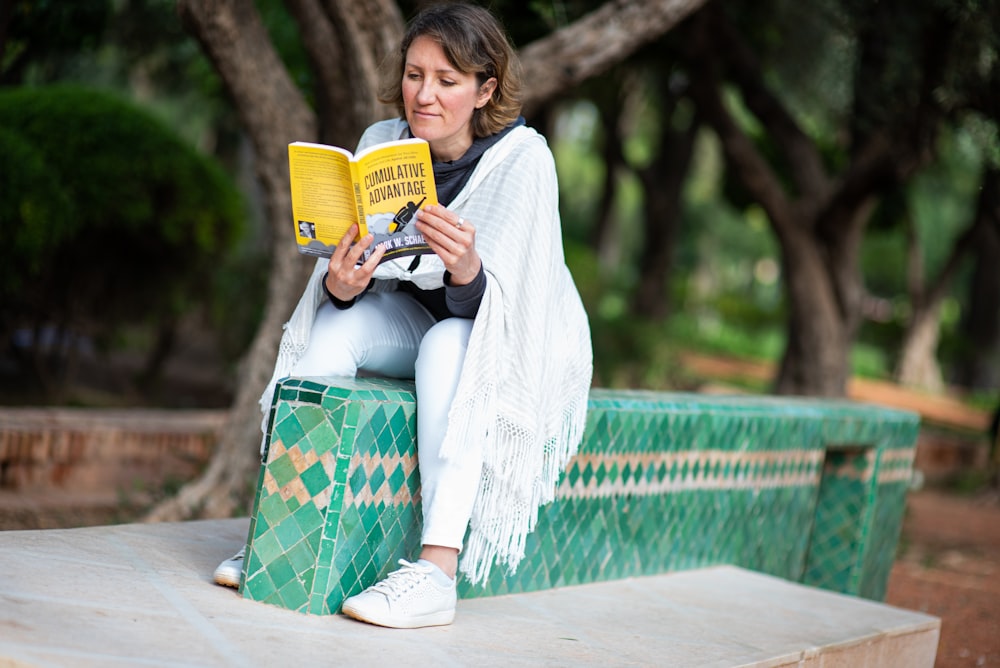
top-left (288, 143), bottom-right (359, 257)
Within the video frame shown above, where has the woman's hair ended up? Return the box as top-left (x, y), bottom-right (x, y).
top-left (378, 2), bottom-right (523, 137)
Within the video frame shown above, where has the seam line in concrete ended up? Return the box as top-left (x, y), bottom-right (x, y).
top-left (108, 534), bottom-right (251, 667)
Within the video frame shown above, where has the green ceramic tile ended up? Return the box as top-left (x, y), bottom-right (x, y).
top-left (250, 528), bottom-right (284, 565)
top-left (300, 461), bottom-right (331, 497)
top-left (268, 553), bottom-right (297, 590)
top-left (259, 490), bottom-right (290, 525)
top-left (242, 376), bottom-right (920, 615)
top-left (278, 578), bottom-right (310, 612)
top-left (292, 501), bottom-right (324, 538)
top-left (243, 568), bottom-right (276, 602)
top-left (286, 539), bottom-right (317, 574)
top-left (297, 390), bottom-right (323, 405)
top-left (273, 516), bottom-right (305, 552)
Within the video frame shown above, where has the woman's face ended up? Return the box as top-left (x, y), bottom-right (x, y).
top-left (402, 35), bottom-right (496, 162)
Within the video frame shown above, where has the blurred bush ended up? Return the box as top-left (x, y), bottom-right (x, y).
top-left (0, 85), bottom-right (249, 398)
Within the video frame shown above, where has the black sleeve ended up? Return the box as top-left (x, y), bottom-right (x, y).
top-left (444, 264), bottom-right (486, 318)
top-left (322, 272), bottom-right (371, 310)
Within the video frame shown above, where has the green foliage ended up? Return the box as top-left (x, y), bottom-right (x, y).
top-left (104, 1), bottom-right (235, 150)
top-left (1, 0), bottom-right (114, 84)
top-left (205, 246), bottom-right (270, 363)
top-left (563, 239), bottom-right (603, 312)
top-left (850, 342), bottom-right (893, 380)
top-left (552, 101), bottom-right (604, 243)
top-left (3, 1), bottom-right (237, 159)
top-left (492, 0), bottom-right (601, 44)
top-left (254, 0), bottom-right (312, 95)
top-left (0, 127), bottom-right (74, 291)
top-left (0, 85), bottom-right (247, 354)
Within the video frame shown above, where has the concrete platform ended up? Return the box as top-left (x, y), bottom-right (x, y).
top-left (0, 519), bottom-right (939, 667)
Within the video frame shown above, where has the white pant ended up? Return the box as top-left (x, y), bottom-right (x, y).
top-left (291, 292), bottom-right (482, 551)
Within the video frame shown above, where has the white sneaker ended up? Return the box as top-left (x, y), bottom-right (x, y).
top-left (213, 546), bottom-right (245, 588)
top-left (341, 559), bottom-right (457, 629)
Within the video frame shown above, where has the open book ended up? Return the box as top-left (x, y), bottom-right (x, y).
top-left (288, 138), bottom-right (438, 262)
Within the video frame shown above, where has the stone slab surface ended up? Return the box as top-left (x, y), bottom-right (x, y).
top-left (0, 519), bottom-right (938, 667)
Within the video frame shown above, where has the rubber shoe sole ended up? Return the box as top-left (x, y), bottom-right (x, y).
top-left (214, 567), bottom-right (241, 588)
top-left (213, 549), bottom-right (245, 588)
top-left (341, 601), bottom-right (455, 629)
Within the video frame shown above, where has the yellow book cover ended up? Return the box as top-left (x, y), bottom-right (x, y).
top-left (288, 138), bottom-right (437, 262)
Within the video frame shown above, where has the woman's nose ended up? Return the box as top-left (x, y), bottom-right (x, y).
top-left (416, 81), bottom-right (436, 103)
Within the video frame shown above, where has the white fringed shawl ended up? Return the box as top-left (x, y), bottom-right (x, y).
top-left (261, 118), bottom-right (593, 585)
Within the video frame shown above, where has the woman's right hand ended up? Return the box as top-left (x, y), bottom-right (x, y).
top-left (325, 224), bottom-right (385, 301)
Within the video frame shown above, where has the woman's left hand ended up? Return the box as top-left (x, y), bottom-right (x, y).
top-left (414, 204), bottom-right (481, 285)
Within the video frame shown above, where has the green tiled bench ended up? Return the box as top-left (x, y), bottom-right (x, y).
top-left (240, 376), bottom-right (920, 615)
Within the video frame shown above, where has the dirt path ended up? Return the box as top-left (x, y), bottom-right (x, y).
top-left (680, 351), bottom-right (994, 433)
top-left (885, 489), bottom-right (1000, 668)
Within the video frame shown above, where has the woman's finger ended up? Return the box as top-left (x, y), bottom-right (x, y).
top-left (332, 224), bottom-right (358, 260)
top-left (416, 207), bottom-right (473, 250)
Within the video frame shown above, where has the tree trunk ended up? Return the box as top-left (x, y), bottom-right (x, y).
top-left (773, 227), bottom-right (857, 397)
top-left (685, 25), bottom-right (863, 397)
top-left (591, 97), bottom-right (624, 269)
top-left (955, 168), bottom-right (1000, 389)
top-left (959, 234), bottom-right (1000, 388)
top-left (138, 317), bottom-right (178, 391)
top-left (147, 0), bottom-right (317, 521)
top-left (894, 206), bottom-right (945, 391)
top-left (896, 302), bottom-right (945, 392)
top-left (897, 168), bottom-right (1000, 390)
top-left (633, 94), bottom-right (697, 319)
top-left (285, 0), bottom-right (402, 145)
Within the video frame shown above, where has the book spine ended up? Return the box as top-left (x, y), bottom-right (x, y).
top-left (350, 162), bottom-right (367, 236)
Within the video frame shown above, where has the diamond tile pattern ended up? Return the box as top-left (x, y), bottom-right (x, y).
top-left (243, 377), bottom-right (421, 614)
top-left (242, 381), bottom-right (919, 614)
top-left (800, 448), bottom-right (874, 595)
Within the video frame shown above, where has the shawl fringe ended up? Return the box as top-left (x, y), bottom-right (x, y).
top-left (458, 388), bottom-right (590, 585)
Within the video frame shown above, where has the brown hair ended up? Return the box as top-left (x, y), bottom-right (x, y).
top-left (378, 2), bottom-right (523, 137)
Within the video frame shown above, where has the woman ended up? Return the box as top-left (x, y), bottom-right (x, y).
top-left (215, 2), bottom-right (592, 629)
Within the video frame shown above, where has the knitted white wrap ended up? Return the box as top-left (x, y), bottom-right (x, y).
top-left (261, 119), bottom-right (593, 585)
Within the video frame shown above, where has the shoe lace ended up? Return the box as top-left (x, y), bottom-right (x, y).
top-left (370, 559), bottom-right (433, 600)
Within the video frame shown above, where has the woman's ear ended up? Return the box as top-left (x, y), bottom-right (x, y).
top-left (475, 77), bottom-right (498, 109)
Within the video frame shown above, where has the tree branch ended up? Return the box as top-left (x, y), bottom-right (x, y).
top-left (686, 56), bottom-right (796, 240)
top-left (816, 131), bottom-right (896, 240)
top-left (519, 0), bottom-right (709, 114)
top-left (177, 0), bottom-right (316, 165)
top-left (708, 5), bottom-right (830, 202)
top-left (924, 168), bottom-right (1000, 308)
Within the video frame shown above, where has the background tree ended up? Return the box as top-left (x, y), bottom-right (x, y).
top-left (629, 59), bottom-right (699, 319)
top-left (677, 0), bottom-right (997, 396)
top-left (953, 168), bottom-right (1000, 390)
top-left (894, 166), bottom-right (1000, 391)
